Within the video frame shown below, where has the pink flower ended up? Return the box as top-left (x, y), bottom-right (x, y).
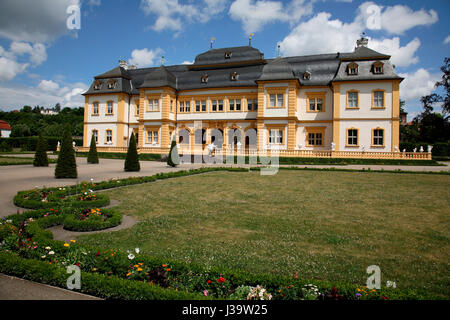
top-left (203, 290), bottom-right (208, 296)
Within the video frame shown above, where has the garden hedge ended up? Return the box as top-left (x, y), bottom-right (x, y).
top-left (63, 208), bottom-right (122, 232)
top-left (0, 136), bottom-right (83, 152)
top-left (14, 191), bottom-right (110, 209)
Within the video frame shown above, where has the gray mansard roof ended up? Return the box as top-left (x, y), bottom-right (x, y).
top-left (83, 44), bottom-right (402, 96)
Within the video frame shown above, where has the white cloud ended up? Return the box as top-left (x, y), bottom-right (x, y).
top-left (279, 9), bottom-right (422, 68)
top-left (444, 35), bottom-right (450, 44)
top-left (181, 60), bottom-right (194, 65)
top-left (9, 42), bottom-right (47, 66)
top-left (140, 0), bottom-right (228, 32)
top-left (399, 68), bottom-right (440, 101)
top-left (38, 80), bottom-right (60, 92)
top-left (128, 48), bottom-right (164, 67)
top-left (0, 81), bottom-right (88, 110)
top-left (369, 37), bottom-right (420, 68)
top-left (0, 0), bottom-right (80, 43)
top-left (229, 0), bottom-right (313, 34)
top-left (0, 57), bottom-right (28, 81)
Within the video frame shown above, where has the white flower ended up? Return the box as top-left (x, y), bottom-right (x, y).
top-left (90, 178), bottom-right (94, 182)
top-left (128, 254), bottom-right (135, 260)
top-left (135, 248), bottom-right (140, 254)
top-left (48, 251), bottom-right (54, 255)
top-left (41, 255), bottom-right (46, 259)
top-left (386, 281), bottom-right (397, 288)
top-left (6, 220), bottom-right (12, 224)
top-left (45, 246), bottom-right (51, 250)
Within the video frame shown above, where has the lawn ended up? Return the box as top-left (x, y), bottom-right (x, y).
top-left (77, 170), bottom-right (450, 297)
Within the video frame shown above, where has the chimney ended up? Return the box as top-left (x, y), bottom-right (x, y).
top-left (119, 60), bottom-right (128, 69)
top-left (356, 32), bottom-right (369, 48)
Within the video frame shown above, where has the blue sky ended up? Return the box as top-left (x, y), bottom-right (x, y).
top-left (0, 0), bottom-right (448, 119)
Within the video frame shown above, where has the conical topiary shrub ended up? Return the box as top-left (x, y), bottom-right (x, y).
top-left (55, 124), bottom-right (77, 178)
top-left (87, 133), bottom-right (99, 164)
top-left (33, 133), bottom-right (49, 167)
top-left (124, 132), bottom-right (140, 172)
top-left (167, 137), bottom-right (179, 167)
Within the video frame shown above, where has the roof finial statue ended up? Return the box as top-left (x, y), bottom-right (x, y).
top-left (356, 32), bottom-right (369, 48)
top-left (277, 44), bottom-right (280, 57)
top-left (210, 37), bottom-right (215, 49)
top-left (161, 55), bottom-right (165, 66)
top-left (249, 33), bottom-right (254, 46)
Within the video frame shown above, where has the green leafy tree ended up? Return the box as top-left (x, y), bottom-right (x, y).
top-left (33, 133), bottom-right (49, 167)
top-left (87, 133), bottom-right (99, 164)
top-left (55, 124), bottom-right (77, 178)
top-left (124, 132), bottom-right (140, 172)
top-left (167, 137), bottom-right (179, 167)
top-left (435, 57), bottom-right (449, 115)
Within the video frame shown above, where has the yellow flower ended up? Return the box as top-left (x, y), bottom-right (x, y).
top-left (137, 268), bottom-right (143, 272)
top-left (126, 272), bottom-right (131, 277)
top-left (64, 243), bottom-right (69, 247)
top-left (70, 240), bottom-right (76, 243)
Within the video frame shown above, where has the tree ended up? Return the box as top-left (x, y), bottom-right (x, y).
top-left (124, 132), bottom-right (140, 172)
top-left (55, 124), bottom-right (77, 178)
top-left (435, 57), bottom-right (449, 116)
top-left (33, 133), bottom-right (49, 167)
top-left (167, 137), bottom-right (179, 167)
top-left (87, 133), bottom-right (99, 164)
top-left (54, 103), bottom-right (61, 112)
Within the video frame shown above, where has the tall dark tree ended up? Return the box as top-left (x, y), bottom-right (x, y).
top-left (55, 124), bottom-right (77, 178)
top-left (124, 132), bottom-right (140, 172)
top-left (33, 133), bottom-right (49, 167)
top-left (435, 57), bottom-right (449, 115)
top-left (87, 133), bottom-right (99, 164)
top-left (167, 137), bottom-right (179, 167)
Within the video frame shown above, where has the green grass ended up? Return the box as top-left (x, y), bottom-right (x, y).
top-left (77, 170), bottom-right (450, 297)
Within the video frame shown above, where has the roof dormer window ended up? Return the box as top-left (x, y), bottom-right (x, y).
top-left (201, 74), bottom-right (208, 84)
top-left (348, 62), bottom-right (358, 75)
top-left (303, 71), bottom-right (311, 80)
top-left (230, 72), bottom-right (238, 81)
top-left (93, 80), bottom-right (102, 90)
top-left (107, 80), bottom-right (117, 89)
top-left (224, 51), bottom-right (232, 59)
top-left (372, 61), bottom-right (384, 74)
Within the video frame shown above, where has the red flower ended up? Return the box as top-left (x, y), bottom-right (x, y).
top-left (217, 277), bottom-right (226, 283)
top-left (207, 280), bottom-right (212, 284)
top-left (382, 296), bottom-right (389, 300)
top-left (75, 263), bottom-right (80, 266)
top-left (96, 251), bottom-right (100, 256)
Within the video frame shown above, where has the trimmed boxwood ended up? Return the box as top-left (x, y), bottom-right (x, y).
top-left (63, 208), bottom-right (122, 232)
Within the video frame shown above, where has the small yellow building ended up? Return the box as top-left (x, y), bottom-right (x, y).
top-left (80, 37), bottom-right (429, 160)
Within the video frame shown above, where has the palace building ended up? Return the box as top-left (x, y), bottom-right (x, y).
top-left (80, 36), bottom-right (429, 160)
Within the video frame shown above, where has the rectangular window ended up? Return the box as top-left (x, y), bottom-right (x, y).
top-left (148, 99), bottom-right (159, 111)
top-left (212, 100), bottom-right (217, 112)
top-left (348, 92), bottom-right (359, 108)
top-left (201, 100), bottom-right (206, 112)
top-left (170, 100), bottom-right (173, 112)
top-left (106, 130), bottom-right (112, 143)
top-left (373, 91), bottom-right (384, 108)
top-left (179, 101), bottom-right (185, 113)
top-left (135, 100), bottom-right (140, 116)
top-left (269, 129), bottom-right (283, 144)
top-left (195, 101), bottom-right (200, 112)
top-left (147, 130), bottom-right (159, 144)
top-left (185, 101), bottom-right (190, 112)
top-left (107, 101), bottom-right (113, 114)
top-left (93, 130), bottom-right (98, 144)
top-left (247, 99), bottom-right (255, 111)
top-left (218, 100), bottom-right (223, 111)
top-left (347, 129), bottom-right (358, 146)
top-left (276, 94), bottom-right (283, 107)
top-left (93, 102), bottom-right (99, 115)
top-left (307, 94), bottom-right (325, 112)
top-left (308, 133), bottom-right (323, 146)
top-left (229, 99), bottom-right (235, 111)
top-left (236, 99), bottom-right (241, 111)
top-left (269, 94), bottom-right (276, 107)
top-left (373, 129), bottom-right (384, 146)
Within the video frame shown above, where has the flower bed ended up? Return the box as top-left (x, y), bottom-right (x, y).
top-left (63, 208), bottom-right (122, 231)
top-left (14, 189), bottom-right (110, 209)
top-left (1, 167), bottom-right (446, 300)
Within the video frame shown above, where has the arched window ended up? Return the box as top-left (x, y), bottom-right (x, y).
top-left (178, 129), bottom-right (190, 144)
top-left (347, 62), bottom-right (358, 75)
top-left (194, 129), bottom-right (206, 144)
top-left (228, 129), bottom-right (242, 146)
top-left (210, 129), bottom-right (223, 146)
